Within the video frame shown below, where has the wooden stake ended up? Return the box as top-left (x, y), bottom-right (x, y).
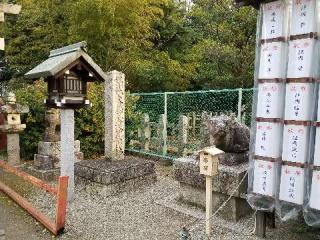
top-left (255, 211), bottom-right (267, 238)
top-left (206, 176), bottom-right (213, 238)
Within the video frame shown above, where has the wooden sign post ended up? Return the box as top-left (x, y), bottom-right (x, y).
top-left (198, 146), bottom-right (224, 238)
top-left (0, 2), bottom-right (22, 50)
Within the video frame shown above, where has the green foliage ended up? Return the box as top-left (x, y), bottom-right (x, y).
top-left (13, 81), bottom-right (141, 159)
top-left (187, 0), bottom-right (257, 89)
top-left (4, 0), bottom-right (257, 92)
top-left (15, 80), bottom-right (47, 160)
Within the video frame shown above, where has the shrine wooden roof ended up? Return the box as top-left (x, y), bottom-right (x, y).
top-left (25, 42), bottom-right (107, 81)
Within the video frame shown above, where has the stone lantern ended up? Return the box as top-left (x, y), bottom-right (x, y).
top-left (0, 92), bottom-right (29, 165)
top-left (25, 41), bottom-right (108, 201)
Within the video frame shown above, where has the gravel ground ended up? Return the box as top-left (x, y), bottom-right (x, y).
top-left (2, 161), bottom-right (320, 239)
top-left (27, 164), bottom-right (196, 240)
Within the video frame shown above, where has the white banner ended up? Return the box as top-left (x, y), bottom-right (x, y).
top-left (259, 42), bottom-right (286, 79)
top-left (261, 1), bottom-right (285, 39)
top-left (282, 124), bottom-right (310, 163)
top-left (313, 128), bottom-right (320, 166)
top-left (287, 38), bottom-right (316, 78)
top-left (310, 170), bottom-right (320, 210)
top-left (279, 165), bottom-right (305, 205)
top-left (257, 82), bottom-right (285, 118)
top-left (284, 83), bottom-right (314, 121)
top-left (255, 122), bottom-right (282, 158)
top-left (253, 160), bottom-right (276, 197)
top-left (290, 0), bottom-right (316, 36)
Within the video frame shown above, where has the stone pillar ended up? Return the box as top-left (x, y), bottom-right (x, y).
top-left (105, 70), bottom-right (125, 161)
top-left (179, 115), bottom-right (189, 156)
top-left (7, 133), bottom-right (20, 166)
top-left (157, 114), bottom-right (167, 155)
top-left (142, 113), bottom-right (151, 151)
top-left (60, 109), bottom-right (75, 201)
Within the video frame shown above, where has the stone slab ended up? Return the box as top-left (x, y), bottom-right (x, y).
top-left (173, 155), bottom-right (251, 221)
top-left (38, 140), bottom-right (81, 158)
top-left (174, 155), bottom-right (248, 197)
top-left (76, 173), bottom-right (157, 198)
top-left (75, 158), bottom-right (156, 185)
top-left (179, 183), bottom-right (252, 221)
top-left (34, 154), bottom-right (53, 170)
top-left (22, 164), bottom-right (60, 182)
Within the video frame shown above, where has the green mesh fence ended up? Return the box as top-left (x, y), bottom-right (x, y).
top-left (127, 88), bottom-right (254, 160)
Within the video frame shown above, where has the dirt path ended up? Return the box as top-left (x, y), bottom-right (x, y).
top-left (0, 192), bottom-right (51, 240)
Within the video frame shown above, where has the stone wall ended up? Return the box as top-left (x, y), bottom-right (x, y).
top-left (174, 155), bottom-right (251, 221)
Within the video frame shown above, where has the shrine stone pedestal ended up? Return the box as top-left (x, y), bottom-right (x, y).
top-left (174, 155), bottom-right (251, 221)
top-left (24, 140), bottom-right (83, 181)
top-left (34, 141), bottom-right (83, 170)
top-left (76, 70), bottom-right (156, 196)
top-left (75, 158), bottom-right (157, 196)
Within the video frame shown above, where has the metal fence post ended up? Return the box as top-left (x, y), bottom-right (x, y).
top-left (163, 92), bottom-right (168, 155)
top-left (237, 88), bottom-right (243, 122)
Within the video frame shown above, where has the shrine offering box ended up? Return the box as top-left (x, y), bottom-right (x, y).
top-left (256, 81), bottom-right (285, 119)
top-left (259, 41), bottom-right (287, 79)
top-left (282, 123), bottom-right (310, 164)
top-left (255, 121), bottom-right (282, 158)
top-left (284, 82), bottom-right (315, 121)
top-left (261, 0), bottom-right (286, 40)
top-left (279, 165), bottom-right (305, 205)
top-left (253, 159), bottom-right (277, 197)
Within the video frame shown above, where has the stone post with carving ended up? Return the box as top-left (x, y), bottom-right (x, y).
top-left (105, 70), bottom-right (125, 161)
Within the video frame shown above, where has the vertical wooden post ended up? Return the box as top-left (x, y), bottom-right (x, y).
top-left (206, 176), bottom-right (213, 238)
top-left (55, 176), bottom-right (69, 233)
top-left (255, 211), bottom-right (267, 238)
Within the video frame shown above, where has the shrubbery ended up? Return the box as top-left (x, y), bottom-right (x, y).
top-left (14, 80), bottom-right (140, 160)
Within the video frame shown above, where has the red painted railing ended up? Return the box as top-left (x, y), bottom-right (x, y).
top-left (0, 160), bottom-right (68, 236)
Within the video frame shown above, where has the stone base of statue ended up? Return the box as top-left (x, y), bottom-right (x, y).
top-left (24, 140), bottom-right (84, 181)
top-left (34, 140), bottom-right (83, 170)
top-left (174, 155), bottom-right (251, 221)
top-left (75, 157), bottom-right (157, 197)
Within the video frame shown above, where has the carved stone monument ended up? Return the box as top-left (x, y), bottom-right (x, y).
top-left (104, 70), bottom-right (125, 161)
top-left (75, 70), bottom-right (157, 194)
top-left (0, 93), bottom-right (29, 165)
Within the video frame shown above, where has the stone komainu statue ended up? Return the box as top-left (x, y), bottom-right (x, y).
top-left (44, 108), bottom-right (60, 142)
top-left (206, 114), bottom-right (250, 153)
